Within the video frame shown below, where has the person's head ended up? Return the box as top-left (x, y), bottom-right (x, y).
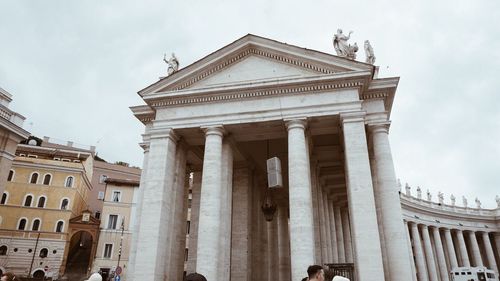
top-left (1, 272), bottom-right (17, 281)
top-left (307, 265), bottom-right (325, 281)
top-left (185, 272), bottom-right (207, 281)
top-left (301, 277), bottom-right (309, 281)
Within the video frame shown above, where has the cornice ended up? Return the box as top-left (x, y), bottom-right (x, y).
top-left (146, 72), bottom-right (369, 109)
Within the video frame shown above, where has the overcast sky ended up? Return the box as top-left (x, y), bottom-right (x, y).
top-left (1, 0), bottom-right (499, 207)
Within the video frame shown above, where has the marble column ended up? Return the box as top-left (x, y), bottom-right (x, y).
top-left (341, 208), bottom-right (353, 263)
top-left (334, 206), bottom-right (345, 263)
top-left (341, 113), bottom-right (385, 281)
top-left (219, 142), bottom-right (233, 280)
top-left (277, 202), bottom-right (291, 281)
top-left (410, 223), bottom-right (429, 281)
top-left (328, 200), bottom-right (339, 263)
top-left (404, 221), bottom-right (417, 281)
top-left (231, 167), bottom-right (252, 281)
top-left (127, 140), bottom-right (149, 280)
top-left (310, 161), bottom-right (322, 264)
top-left (421, 225), bottom-right (439, 281)
top-left (323, 190), bottom-right (334, 262)
top-left (456, 230), bottom-right (471, 267)
top-left (196, 126), bottom-right (225, 281)
top-left (167, 145), bottom-right (188, 281)
top-left (369, 123), bottom-right (415, 281)
top-left (444, 229), bottom-right (458, 270)
top-left (186, 171), bottom-right (202, 273)
top-left (267, 215), bottom-right (279, 281)
top-left (482, 232), bottom-right (499, 277)
top-left (285, 119), bottom-right (315, 281)
top-left (317, 185), bottom-right (329, 263)
top-left (431, 227), bottom-right (449, 281)
top-left (466, 231), bottom-right (483, 267)
top-left (134, 128), bottom-right (178, 280)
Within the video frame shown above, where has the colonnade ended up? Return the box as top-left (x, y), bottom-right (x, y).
top-left (130, 113), bottom-right (416, 281)
top-left (405, 221), bottom-right (500, 281)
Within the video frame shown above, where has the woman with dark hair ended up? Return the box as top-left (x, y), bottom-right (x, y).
top-left (0, 272), bottom-right (18, 281)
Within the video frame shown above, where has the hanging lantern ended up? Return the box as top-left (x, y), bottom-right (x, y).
top-left (261, 191), bottom-right (277, 222)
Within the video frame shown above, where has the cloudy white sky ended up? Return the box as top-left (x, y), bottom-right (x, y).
top-left (1, 0), bottom-right (499, 207)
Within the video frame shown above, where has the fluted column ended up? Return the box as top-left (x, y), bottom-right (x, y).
top-left (482, 232), bottom-right (499, 277)
top-left (443, 229), bottom-right (458, 270)
top-left (404, 221), bottom-right (417, 281)
top-left (285, 119), bottom-right (315, 281)
top-left (186, 172), bottom-right (202, 273)
top-left (421, 225), bottom-right (438, 281)
top-left (134, 128), bottom-right (178, 280)
top-left (410, 223), bottom-right (428, 281)
top-left (334, 206), bottom-right (345, 263)
top-left (322, 191), bottom-right (333, 262)
top-left (466, 231), bottom-right (483, 267)
top-left (369, 122), bottom-right (414, 281)
top-left (341, 208), bottom-right (353, 263)
top-left (431, 227), bottom-right (449, 281)
top-left (456, 230), bottom-right (470, 267)
top-left (196, 126), bottom-right (225, 281)
top-left (341, 112), bottom-right (385, 281)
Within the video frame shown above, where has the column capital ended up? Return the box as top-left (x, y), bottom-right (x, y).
top-left (284, 118), bottom-right (307, 131)
top-left (139, 142), bottom-right (150, 153)
top-left (149, 127), bottom-right (178, 142)
top-left (201, 125), bottom-right (225, 137)
top-left (339, 111), bottom-right (366, 124)
top-left (367, 121), bottom-right (391, 134)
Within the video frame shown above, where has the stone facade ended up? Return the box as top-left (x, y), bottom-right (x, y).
top-left (129, 34), bottom-right (500, 281)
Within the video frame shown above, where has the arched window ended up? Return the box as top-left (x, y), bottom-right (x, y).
top-left (65, 176), bottom-right (74, 187)
top-left (60, 199), bottom-right (69, 210)
top-left (29, 172), bottom-right (39, 184)
top-left (24, 195), bottom-right (33, 207)
top-left (18, 218), bottom-right (27, 230)
top-left (55, 221), bottom-right (64, 233)
top-left (0, 245), bottom-right (7, 255)
top-left (39, 248), bottom-right (48, 258)
top-left (7, 170), bottom-right (14, 181)
top-left (43, 174), bottom-right (52, 185)
top-left (37, 196), bottom-right (46, 208)
top-left (1, 193), bottom-right (7, 205)
top-left (32, 219), bottom-right (41, 231)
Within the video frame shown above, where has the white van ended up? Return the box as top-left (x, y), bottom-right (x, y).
top-left (450, 267), bottom-right (497, 281)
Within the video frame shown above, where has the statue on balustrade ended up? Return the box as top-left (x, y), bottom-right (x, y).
top-left (405, 183), bottom-right (411, 196)
top-left (475, 197), bottom-right (482, 209)
top-left (364, 40), bottom-right (376, 64)
top-left (450, 194), bottom-right (456, 206)
top-left (416, 186), bottom-right (422, 199)
top-left (438, 191), bottom-right (444, 204)
top-left (496, 195), bottom-right (500, 208)
top-left (462, 196), bottom-right (468, 208)
top-left (426, 189), bottom-right (432, 201)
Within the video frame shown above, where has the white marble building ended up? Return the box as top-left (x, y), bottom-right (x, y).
top-left (128, 34), bottom-right (500, 281)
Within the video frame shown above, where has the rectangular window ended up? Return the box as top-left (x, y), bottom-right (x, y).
top-left (112, 191), bottom-right (121, 202)
top-left (95, 211), bottom-right (101, 219)
top-left (104, 244), bottom-right (113, 258)
top-left (97, 191), bottom-right (105, 200)
top-left (186, 221), bottom-right (191, 234)
top-left (108, 215), bottom-right (118, 229)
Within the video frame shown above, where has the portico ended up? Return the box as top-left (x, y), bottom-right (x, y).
top-left (129, 34), bottom-right (412, 281)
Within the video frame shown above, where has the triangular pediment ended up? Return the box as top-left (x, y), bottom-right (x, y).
top-left (139, 34), bottom-right (374, 96)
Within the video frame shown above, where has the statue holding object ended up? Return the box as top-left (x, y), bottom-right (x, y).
top-left (164, 53), bottom-right (179, 75)
top-left (333, 29), bottom-right (358, 60)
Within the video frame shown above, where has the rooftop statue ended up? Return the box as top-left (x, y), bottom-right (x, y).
top-left (164, 53), bottom-right (179, 75)
top-left (416, 186), bottom-right (422, 199)
top-left (450, 194), bottom-right (456, 206)
top-left (496, 195), bottom-right (500, 208)
top-left (364, 40), bottom-right (376, 64)
top-left (438, 191), bottom-right (444, 204)
top-left (333, 29), bottom-right (358, 60)
top-left (462, 196), bottom-right (468, 208)
top-left (475, 197), bottom-right (482, 209)
top-left (405, 183), bottom-right (411, 196)
top-left (426, 189), bottom-right (432, 201)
